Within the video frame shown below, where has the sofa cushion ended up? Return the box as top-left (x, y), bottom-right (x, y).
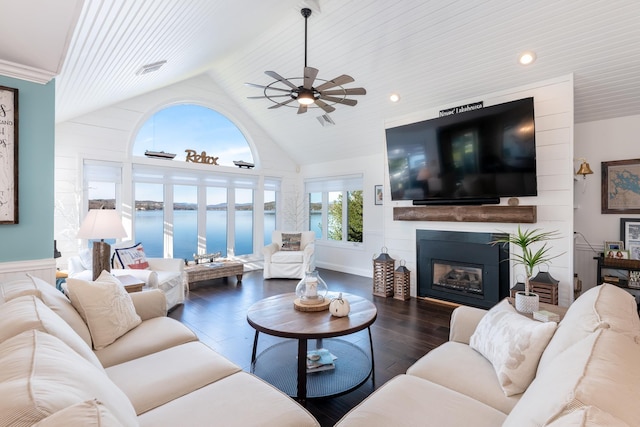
top-left (113, 242), bottom-right (150, 269)
top-left (333, 374), bottom-right (507, 427)
top-left (23, 275), bottom-right (94, 347)
top-left (272, 250), bottom-right (304, 263)
top-left (470, 299), bottom-right (556, 396)
top-left (281, 233), bottom-right (302, 251)
top-left (0, 278), bottom-right (40, 304)
top-left (503, 328), bottom-right (640, 427)
top-left (106, 341), bottom-right (241, 414)
top-left (0, 330), bottom-right (138, 427)
top-left (537, 283), bottom-right (640, 374)
top-left (138, 371), bottom-right (320, 427)
top-left (94, 316), bottom-right (198, 368)
top-left (0, 295), bottom-right (103, 370)
top-left (66, 271), bottom-right (142, 350)
top-left (545, 405), bottom-right (630, 427)
top-left (407, 341), bottom-right (520, 414)
top-left (32, 399), bottom-right (124, 427)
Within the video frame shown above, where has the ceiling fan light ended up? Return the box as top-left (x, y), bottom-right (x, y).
top-left (297, 92), bottom-right (315, 105)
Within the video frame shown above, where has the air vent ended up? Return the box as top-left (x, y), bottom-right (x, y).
top-left (136, 60), bottom-right (167, 75)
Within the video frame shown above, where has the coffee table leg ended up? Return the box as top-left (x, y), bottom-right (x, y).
top-left (236, 274), bottom-right (243, 282)
top-left (250, 330), bottom-right (260, 372)
top-left (297, 338), bottom-right (308, 404)
top-left (368, 326), bottom-right (375, 386)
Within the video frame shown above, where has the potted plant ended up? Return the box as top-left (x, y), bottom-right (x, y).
top-left (492, 225), bottom-right (562, 313)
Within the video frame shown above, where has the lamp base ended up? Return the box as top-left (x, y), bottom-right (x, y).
top-left (92, 241), bottom-right (112, 281)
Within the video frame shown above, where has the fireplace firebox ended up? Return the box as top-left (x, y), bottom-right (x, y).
top-left (417, 230), bottom-right (509, 309)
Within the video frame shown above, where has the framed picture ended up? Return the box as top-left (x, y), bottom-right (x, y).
top-left (601, 159), bottom-right (640, 214)
top-left (620, 218), bottom-right (640, 260)
top-left (604, 240), bottom-right (624, 251)
top-left (604, 249), bottom-right (630, 259)
top-left (374, 185), bottom-right (383, 205)
top-left (0, 85), bottom-right (19, 224)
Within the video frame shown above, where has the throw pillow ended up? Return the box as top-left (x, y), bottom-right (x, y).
top-left (66, 271), bottom-right (142, 350)
top-left (113, 242), bottom-right (149, 269)
top-left (281, 233), bottom-right (302, 251)
top-left (470, 299), bottom-right (557, 396)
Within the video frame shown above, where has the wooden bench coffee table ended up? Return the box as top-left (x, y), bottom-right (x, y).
top-left (184, 261), bottom-right (243, 289)
top-left (247, 292), bottom-right (377, 403)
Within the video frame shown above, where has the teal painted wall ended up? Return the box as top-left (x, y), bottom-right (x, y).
top-left (0, 76), bottom-right (55, 262)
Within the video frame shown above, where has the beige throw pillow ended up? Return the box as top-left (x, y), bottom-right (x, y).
top-left (66, 271), bottom-right (142, 350)
top-left (281, 233), bottom-right (302, 251)
top-left (470, 299), bottom-right (557, 396)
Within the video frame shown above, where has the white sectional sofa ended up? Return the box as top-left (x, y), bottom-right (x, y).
top-left (336, 283), bottom-right (640, 426)
top-left (0, 274), bottom-right (319, 426)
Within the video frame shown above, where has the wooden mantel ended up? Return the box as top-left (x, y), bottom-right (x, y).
top-left (393, 205), bottom-right (536, 223)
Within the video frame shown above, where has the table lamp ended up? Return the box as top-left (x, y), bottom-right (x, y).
top-left (77, 209), bottom-right (128, 280)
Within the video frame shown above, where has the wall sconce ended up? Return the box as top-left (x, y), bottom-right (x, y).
top-left (576, 158), bottom-right (594, 179)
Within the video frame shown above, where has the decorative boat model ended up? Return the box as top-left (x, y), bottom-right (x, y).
top-left (233, 160), bottom-right (255, 169)
top-left (145, 150), bottom-right (176, 160)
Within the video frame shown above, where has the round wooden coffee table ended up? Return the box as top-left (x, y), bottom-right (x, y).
top-left (247, 292), bottom-right (377, 403)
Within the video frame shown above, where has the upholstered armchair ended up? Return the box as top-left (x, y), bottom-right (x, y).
top-left (263, 231), bottom-right (316, 279)
top-left (68, 243), bottom-right (187, 310)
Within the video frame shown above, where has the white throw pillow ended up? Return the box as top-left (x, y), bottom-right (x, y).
top-left (66, 271), bottom-right (142, 350)
top-left (113, 242), bottom-right (149, 269)
top-left (545, 405), bottom-right (630, 427)
top-left (470, 299), bottom-right (557, 396)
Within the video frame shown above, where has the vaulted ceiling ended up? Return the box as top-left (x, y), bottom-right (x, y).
top-left (3, 0), bottom-right (640, 165)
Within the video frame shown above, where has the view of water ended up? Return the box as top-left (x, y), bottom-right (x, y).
top-left (134, 210), bottom-right (322, 260)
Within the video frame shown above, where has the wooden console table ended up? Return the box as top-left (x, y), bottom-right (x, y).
top-left (185, 261), bottom-right (244, 289)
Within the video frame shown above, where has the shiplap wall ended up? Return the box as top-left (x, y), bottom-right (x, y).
top-left (382, 75), bottom-right (575, 306)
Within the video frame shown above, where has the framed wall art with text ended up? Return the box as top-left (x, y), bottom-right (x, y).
top-left (0, 85), bottom-right (18, 224)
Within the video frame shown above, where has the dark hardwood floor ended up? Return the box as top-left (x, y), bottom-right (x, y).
top-left (168, 268), bottom-right (455, 426)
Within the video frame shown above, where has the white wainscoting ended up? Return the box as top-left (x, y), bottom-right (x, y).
top-left (0, 259), bottom-right (57, 284)
top-left (574, 243), bottom-right (600, 295)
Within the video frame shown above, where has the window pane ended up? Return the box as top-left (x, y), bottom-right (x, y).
top-left (264, 190), bottom-right (275, 246)
top-left (235, 189), bottom-right (253, 255)
top-left (327, 191), bottom-right (342, 241)
top-left (347, 190), bottom-right (363, 243)
top-left (206, 187), bottom-right (227, 257)
top-left (134, 183), bottom-right (164, 257)
top-left (173, 185), bottom-right (198, 261)
top-left (88, 181), bottom-right (115, 210)
top-left (309, 192), bottom-right (322, 238)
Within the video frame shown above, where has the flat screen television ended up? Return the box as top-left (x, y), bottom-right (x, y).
top-left (385, 97), bottom-right (537, 205)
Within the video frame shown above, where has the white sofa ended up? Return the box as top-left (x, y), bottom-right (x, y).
top-left (336, 283), bottom-right (640, 426)
top-left (0, 274), bottom-right (319, 426)
top-left (68, 249), bottom-right (187, 311)
top-left (263, 230), bottom-right (316, 279)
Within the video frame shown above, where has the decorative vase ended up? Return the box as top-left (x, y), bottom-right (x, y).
top-left (515, 291), bottom-right (539, 313)
top-left (295, 270), bottom-right (328, 305)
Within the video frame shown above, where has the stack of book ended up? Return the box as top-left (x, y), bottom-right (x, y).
top-left (306, 348), bottom-right (337, 373)
top-left (532, 309), bottom-right (560, 322)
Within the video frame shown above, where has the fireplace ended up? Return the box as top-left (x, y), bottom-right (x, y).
top-left (417, 230), bottom-right (509, 309)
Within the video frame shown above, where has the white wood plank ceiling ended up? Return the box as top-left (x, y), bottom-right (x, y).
top-left (3, 0), bottom-right (640, 164)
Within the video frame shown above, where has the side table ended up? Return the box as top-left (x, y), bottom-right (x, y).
top-left (116, 274), bottom-right (145, 293)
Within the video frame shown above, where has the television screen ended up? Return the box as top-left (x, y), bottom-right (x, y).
top-left (385, 97), bottom-right (536, 205)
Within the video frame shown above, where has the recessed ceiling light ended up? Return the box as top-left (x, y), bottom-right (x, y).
top-left (389, 93), bottom-right (401, 102)
top-left (518, 51), bottom-right (536, 65)
top-left (136, 60), bottom-right (167, 75)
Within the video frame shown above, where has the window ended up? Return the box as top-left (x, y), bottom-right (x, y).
top-left (173, 185), bottom-right (198, 260)
top-left (305, 175), bottom-right (363, 244)
top-left (134, 182), bottom-right (164, 258)
top-left (207, 187), bottom-right (228, 257)
top-left (264, 189), bottom-right (276, 245)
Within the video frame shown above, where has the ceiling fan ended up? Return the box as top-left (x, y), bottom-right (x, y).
top-left (245, 7), bottom-right (366, 115)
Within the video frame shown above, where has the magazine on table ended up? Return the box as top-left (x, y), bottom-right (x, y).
top-left (306, 348), bottom-right (337, 372)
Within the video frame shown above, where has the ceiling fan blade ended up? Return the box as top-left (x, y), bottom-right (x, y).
top-left (297, 104), bottom-right (308, 114)
top-left (319, 95), bottom-right (358, 106)
top-left (244, 82), bottom-right (292, 93)
top-left (265, 71), bottom-right (299, 90)
top-left (268, 98), bottom-right (297, 109)
top-left (315, 75), bottom-right (355, 92)
top-left (320, 87), bottom-right (367, 96)
top-left (303, 67), bottom-right (319, 90)
top-left (314, 99), bottom-right (336, 114)
top-left (247, 94), bottom-right (291, 99)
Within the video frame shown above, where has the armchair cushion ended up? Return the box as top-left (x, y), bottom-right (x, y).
top-left (66, 271), bottom-right (142, 350)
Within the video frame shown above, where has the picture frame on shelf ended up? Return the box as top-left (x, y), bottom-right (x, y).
top-left (604, 241), bottom-right (624, 251)
top-left (604, 249), bottom-right (629, 259)
top-left (0, 85), bottom-right (19, 224)
top-left (620, 218), bottom-right (640, 260)
top-left (601, 159), bottom-right (640, 214)
top-left (374, 185), bottom-right (383, 205)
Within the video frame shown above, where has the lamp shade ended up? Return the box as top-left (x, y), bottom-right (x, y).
top-left (77, 209), bottom-right (127, 240)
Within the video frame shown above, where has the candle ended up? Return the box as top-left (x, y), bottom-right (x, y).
top-left (306, 279), bottom-right (318, 298)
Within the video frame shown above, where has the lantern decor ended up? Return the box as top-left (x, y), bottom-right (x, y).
top-left (393, 260), bottom-right (411, 301)
top-left (373, 247), bottom-right (395, 297)
top-left (294, 270), bottom-right (330, 312)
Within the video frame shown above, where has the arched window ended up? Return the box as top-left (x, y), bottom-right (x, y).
top-left (132, 104), bottom-right (253, 166)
